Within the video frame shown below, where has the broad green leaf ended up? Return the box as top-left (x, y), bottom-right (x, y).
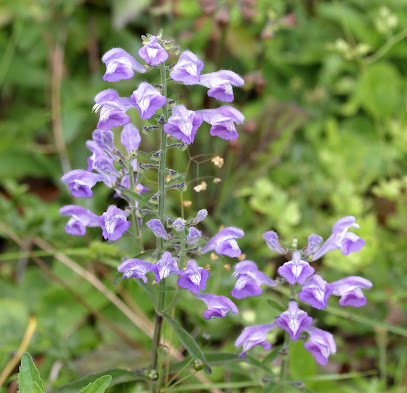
top-left (78, 375), bottom-right (112, 393)
top-left (163, 314), bottom-right (212, 375)
top-left (17, 353), bottom-right (44, 393)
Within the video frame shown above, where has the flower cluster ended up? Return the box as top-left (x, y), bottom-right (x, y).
top-left (234, 216), bottom-right (372, 366)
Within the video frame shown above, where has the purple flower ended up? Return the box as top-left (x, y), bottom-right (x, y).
top-left (59, 205), bottom-right (100, 236)
top-left (312, 216), bottom-right (365, 261)
top-left (194, 209), bottom-right (208, 223)
top-left (163, 105), bottom-right (203, 144)
top-left (151, 252), bottom-right (179, 283)
top-left (99, 205), bottom-right (131, 241)
top-left (86, 140), bottom-right (112, 172)
top-left (121, 123), bottom-right (141, 153)
top-left (278, 252), bottom-right (315, 285)
top-left (130, 82), bottom-right (166, 120)
top-left (200, 70), bottom-right (244, 102)
top-left (102, 48), bottom-right (145, 82)
top-left (186, 227), bottom-right (201, 245)
top-left (61, 170), bottom-right (103, 198)
top-left (331, 276), bottom-right (373, 307)
top-left (118, 258), bottom-right (153, 283)
top-left (195, 293), bottom-right (238, 320)
top-left (298, 275), bottom-right (334, 310)
top-left (138, 36), bottom-right (168, 66)
top-left (304, 328), bottom-right (336, 366)
top-left (146, 219), bottom-right (170, 240)
top-left (235, 323), bottom-right (276, 358)
top-left (200, 227), bottom-right (244, 258)
top-left (177, 260), bottom-right (208, 293)
top-left (304, 234), bottom-right (323, 256)
top-left (92, 89), bottom-right (132, 131)
top-left (231, 260), bottom-right (277, 299)
top-left (92, 129), bottom-right (116, 152)
top-left (197, 106), bottom-right (244, 140)
top-left (172, 218), bottom-right (185, 232)
top-left (263, 231), bottom-right (287, 254)
top-left (170, 51), bottom-right (204, 85)
top-left (276, 301), bottom-right (313, 341)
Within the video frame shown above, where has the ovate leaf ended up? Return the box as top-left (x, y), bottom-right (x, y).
top-left (17, 353), bottom-right (44, 393)
top-left (78, 375), bottom-right (112, 393)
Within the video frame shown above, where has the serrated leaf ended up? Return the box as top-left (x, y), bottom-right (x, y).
top-left (17, 353), bottom-right (44, 393)
top-left (78, 375), bottom-right (112, 393)
top-left (163, 314), bottom-right (212, 375)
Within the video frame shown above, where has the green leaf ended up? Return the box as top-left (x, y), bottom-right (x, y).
top-left (166, 176), bottom-right (185, 187)
top-left (262, 346), bottom-right (281, 365)
top-left (78, 375), bottom-right (112, 393)
top-left (112, 272), bottom-right (123, 286)
top-left (245, 354), bottom-right (275, 377)
top-left (59, 370), bottom-right (146, 393)
top-left (17, 353), bottom-right (45, 393)
top-left (163, 314), bottom-right (212, 375)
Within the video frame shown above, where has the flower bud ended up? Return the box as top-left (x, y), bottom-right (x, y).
top-left (147, 369), bottom-right (158, 381)
top-left (193, 359), bottom-right (204, 371)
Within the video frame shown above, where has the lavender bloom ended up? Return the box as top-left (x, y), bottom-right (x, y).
top-left (99, 205), bottom-right (131, 241)
top-left (163, 105), bottom-right (203, 144)
top-left (151, 252), bottom-right (179, 283)
top-left (304, 328), bottom-right (336, 366)
top-left (169, 51), bottom-right (204, 85)
top-left (197, 106), bottom-right (244, 140)
top-left (195, 293), bottom-right (238, 320)
top-left (231, 260), bottom-right (277, 299)
top-left (276, 301), bottom-right (313, 341)
top-left (172, 218), bottom-right (185, 233)
top-left (59, 205), bottom-right (100, 236)
top-left (298, 275), bottom-right (334, 310)
top-left (121, 123), bottom-right (141, 153)
top-left (331, 276), bottom-right (373, 307)
top-left (138, 36), bottom-right (168, 66)
top-left (278, 252), bottom-right (315, 285)
top-left (235, 323), bottom-right (276, 358)
top-left (194, 209), bottom-right (208, 223)
top-left (130, 82), bottom-right (166, 119)
top-left (263, 231), bottom-right (287, 254)
top-left (200, 70), bottom-right (244, 102)
top-left (186, 228), bottom-right (201, 245)
top-left (304, 234), bottom-right (323, 256)
top-left (177, 260), bottom-right (208, 294)
top-left (92, 129), bottom-right (116, 152)
top-left (200, 227), bottom-right (244, 258)
top-left (146, 219), bottom-right (170, 240)
top-left (102, 48), bottom-right (145, 82)
top-left (312, 216), bottom-right (365, 261)
top-left (86, 140), bottom-right (107, 171)
top-left (93, 89), bottom-right (132, 131)
top-left (118, 258), bottom-right (153, 283)
top-left (61, 169), bottom-right (103, 198)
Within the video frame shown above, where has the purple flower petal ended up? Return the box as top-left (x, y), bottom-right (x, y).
top-left (298, 275), bottom-right (333, 310)
top-left (99, 205), bottom-right (130, 241)
top-left (163, 105), bottom-right (203, 144)
top-left (138, 36), bottom-right (168, 66)
top-left (121, 123), bottom-right (141, 152)
top-left (177, 260), bottom-right (208, 293)
top-left (278, 252), bottom-right (315, 285)
top-left (130, 82), bottom-right (167, 119)
top-left (172, 218), bottom-right (185, 233)
top-left (59, 205), bottom-right (100, 236)
top-left (263, 231), bottom-right (287, 254)
top-left (200, 70), bottom-right (244, 102)
top-left (194, 209), bottom-right (208, 223)
top-left (146, 219), bottom-right (170, 240)
top-left (61, 170), bottom-right (103, 198)
top-left (304, 328), bottom-right (336, 366)
top-left (170, 51), bottom-right (205, 85)
top-left (304, 234), bottom-right (323, 255)
top-left (102, 48), bottom-right (145, 82)
top-left (235, 323), bottom-right (276, 357)
top-left (186, 227), bottom-right (202, 245)
top-left (331, 276), bottom-right (372, 307)
top-left (201, 227), bottom-right (244, 257)
top-left (118, 258), bottom-right (153, 283)
top-left (152, 251), bottom-right (179, 282)
top-left (276, 302), bottom-right (313, 341)
top-left (195, 293), bottom-right (238, 319)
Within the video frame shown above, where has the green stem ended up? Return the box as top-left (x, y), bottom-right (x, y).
top-left (128, 161), bottom-right (143, 253)
top-left (150, 61), bottom-right (169, 393)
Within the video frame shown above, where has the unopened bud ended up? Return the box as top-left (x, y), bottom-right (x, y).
top-left (147, 369), bottom-right (158, 381)
top-left (193, 359), bottom-right (204, 371)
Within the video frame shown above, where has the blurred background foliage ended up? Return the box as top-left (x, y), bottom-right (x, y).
top-left (1, 0), bottom-right (407, 392)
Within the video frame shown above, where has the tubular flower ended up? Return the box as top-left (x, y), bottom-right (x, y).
top-left (121, 123), bottom-right (141, 153)
top-left (138, 36), bottom-right (168, 66)
top-left (59, 205), bottom-right (100, 236)
top-left (231, 260), bottom-right (277, 299)
top-left (200, 227), bottom-right (244, 258)
top-left (186, 227), bottom-right (202, 245)
top-left (298, 274), bottom-right (333, 310)
top-left (170, 50), bottom-right (204, 85)
top-left (312, 216), bottom-right (365, 261)
top-left (304, 328), bottom-right (336, 366)
top-left (278, 252), bottom-right (315, 285)
top-left (146, 219), bottom-right (170, 240)
top-left (151, 252), bottom-right (179, 283)
top-left (263, 231), bottom-right (287, 254)
top-left (118, 258), bottom-right (153, 283)
top-left (276, 301), bottom-right (313, 341)
top-left (177, 260), bottom-right (208, 293)
top-left (163, 105), bottom-right (203, 144)
top-left (102, 48), bottom-right (145, 82)
top-left (304, 234), bottom-right (323, 256)
top-left (331, 276), bottom-right (373, 307)
top-left (130, 82), bottom-right (167, 120)
top-left (235, 323), bottom-right (277, 358)
top-left (99, 205), bottom-right (130, 241)
top-left (195, 293), bottom-right (238, 320)
top-left (200, 70), bottom-right (244, 102)
top-left (61, 169), bottom-right (103, 198)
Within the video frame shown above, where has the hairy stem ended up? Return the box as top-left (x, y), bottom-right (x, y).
top-left (150, 61), bottom-right (169, 392)
top-left (128, 161), bottom-right (143, 253)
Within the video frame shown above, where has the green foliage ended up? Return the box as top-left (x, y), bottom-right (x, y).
top-left (17, 353), bottom-right (45, 393)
